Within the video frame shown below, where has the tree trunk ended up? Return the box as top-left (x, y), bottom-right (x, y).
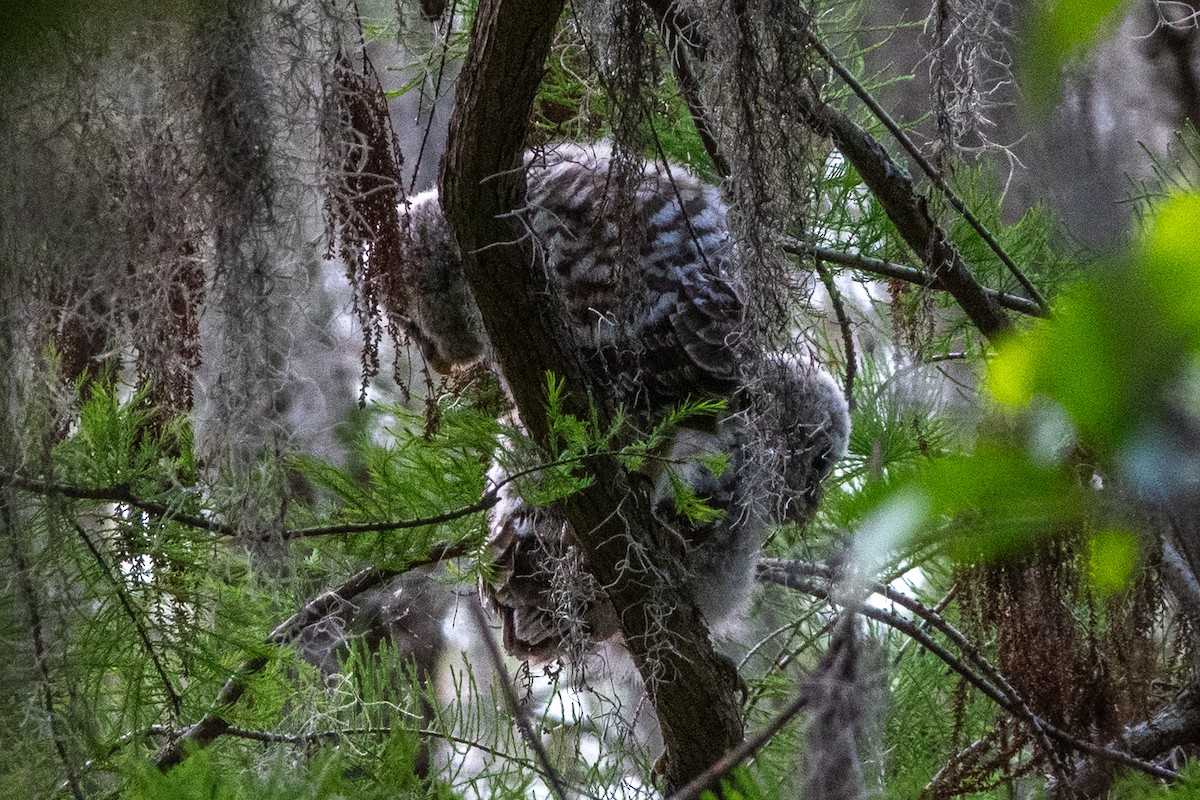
top-left (438, 0), bottom-right (745, 791)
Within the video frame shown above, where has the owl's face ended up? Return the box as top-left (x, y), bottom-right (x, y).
top-left (396, 190), bottom-right (489, 373)
top-left (758, 354), bottom-right (851, 526)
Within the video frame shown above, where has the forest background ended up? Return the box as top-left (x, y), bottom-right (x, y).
top-left (3, 0), bottom-right (1200, 798)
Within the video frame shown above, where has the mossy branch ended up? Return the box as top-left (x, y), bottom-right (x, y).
top-left (645, 0), bottom-right (1029, 345)
top-left (758, 558), bottom-right (1182, 786)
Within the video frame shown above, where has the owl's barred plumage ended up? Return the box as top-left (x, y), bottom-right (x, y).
top-left (522, 145), bottom-right (745, 408)
top-left (400, 144), bottom-right (745, 406)
top-left (759, 353), bottom-right (853, 527)
top-left (397, 142), bottom-right (849, 661)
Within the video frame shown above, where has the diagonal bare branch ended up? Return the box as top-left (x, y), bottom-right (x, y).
top-left (644, 0), bottom-right (1026, 345)
top-left (798, 28), bottom-right (1050, 316)
top-left (153, 546), bottom-right (467, 771)
top-left (757, 558), bottom-right (1182, 785)
top-left (71, 521), bottom-right (183, 717)
top-left (467, 600), bottom-right (570, 800)
top-left (792, 90), bottom-right (1015, 344)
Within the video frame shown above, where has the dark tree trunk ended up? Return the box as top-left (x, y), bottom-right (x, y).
top-left (438, 0), bottom-right (745, 791)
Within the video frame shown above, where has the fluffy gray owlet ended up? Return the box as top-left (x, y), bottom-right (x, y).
top-left (756, 352), bottom-right (852, 527)
top-left (484, 354), bottom-right (850, 661)
top-left (397, 143), bottom-right (847, 660)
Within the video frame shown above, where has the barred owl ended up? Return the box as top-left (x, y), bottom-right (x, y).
top-left (757, 353), bottom-right (852, 527)
top-left (399, 142), bottom-right (744, 408)
top-left (397, 142), bottom-right (849, 661)
top-left (484, 355), bottom-right (850, 660)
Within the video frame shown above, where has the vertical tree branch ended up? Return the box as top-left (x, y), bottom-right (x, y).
top-left (3, 497), bottom-right (85, 799)
top-left (438, 0), bottom-right (744, 791)
top-left (815, 260), bottom-right (858, 410)
top-left (467, 600), bottom-right (569, 800)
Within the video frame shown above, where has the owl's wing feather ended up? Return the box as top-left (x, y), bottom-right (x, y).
top-left (482, 481), bottom-right (620, 662)
top-left (667, 270), bottom-right (745, 392)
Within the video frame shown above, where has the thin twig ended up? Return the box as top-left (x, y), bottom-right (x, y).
top-left (666, 676), bottom-right (810, 800)
top-left (756, 559), bottom-right (1181, 783)
top-left (153, 545), bottom-right (467, 771)
top-left (782, 238), bottom-right (1047, 318)
top-left (91, 723), bottom-right (582, 794)
top-left (280, 493), bottom-right (498, 539)
top-left (926, 734), bottom-right (1035, 796)
top-left (71, 522), bottom-right (183, 717)
top-left (866, 568), bottom-right (1075, 784)
top-left (738, 603), bottom-right (827, 711)
top-left (669, 592), bottom-right (867, 800)
top-left (154, 656), bottom-right (267, 770)
top-left (645, 4), bottom-right (1018, 344)
top-left (3, 442), bottom-right (711, 544)
top-left (814, 259), bottom-right (858, 410)
top-left (644, 0), bottom-right (731, 179)
top-left (3, 496), bottom-right (86, 799)
top-left (409, 0), bottom-right (460, 194)
top-left (0, 464), bottom-right (497, 541)
top-left (219, 722), bottom-right (591, 792)
top-left (891, 583), bottom-right (958, 665)
top-left (0, 467), bottom-right (239, 537)
top-left (466, 600), bottom-right (570, 800)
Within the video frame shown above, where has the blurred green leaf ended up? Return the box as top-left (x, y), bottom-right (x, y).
top-left (1022, 0), bottom-right (1128, 112)
top-left (915, 441), bottom-right (1083, 560)
top-left (1111, 759), bottom-right (1200, 797)
top-left (1088, 528), bottom-right (1140, 595)
top-left (1143, 193), bottom-right (1200, 334)
top-left (989, 193), bottom-right (1200, 458)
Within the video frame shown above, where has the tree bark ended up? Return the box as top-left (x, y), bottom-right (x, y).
top-left (796, 94), bottom-right (1013, 343)
top-left (438, 0), bottom-right (744, 792)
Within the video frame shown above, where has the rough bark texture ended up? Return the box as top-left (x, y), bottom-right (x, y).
top-left (798, 95), bottom-right (1012, 343)
top-left (438, 0), bottom-right (744, 791)
top-left (1067, 680), bottom-right (1200, 797)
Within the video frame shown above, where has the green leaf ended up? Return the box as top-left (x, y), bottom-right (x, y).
top-left (1143, 193), bottom-right (1200, 334)
top-left (1022, 0), bottom-right (1129, 112)
top-left (916, 441), bottom-right (1084, 560)
top-left (669, 473), bottom-right (724, 524)
top-left (1088, 528), bottom-right (1140, 595)
top-left (988, 194), bottom-right (1200, 456)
